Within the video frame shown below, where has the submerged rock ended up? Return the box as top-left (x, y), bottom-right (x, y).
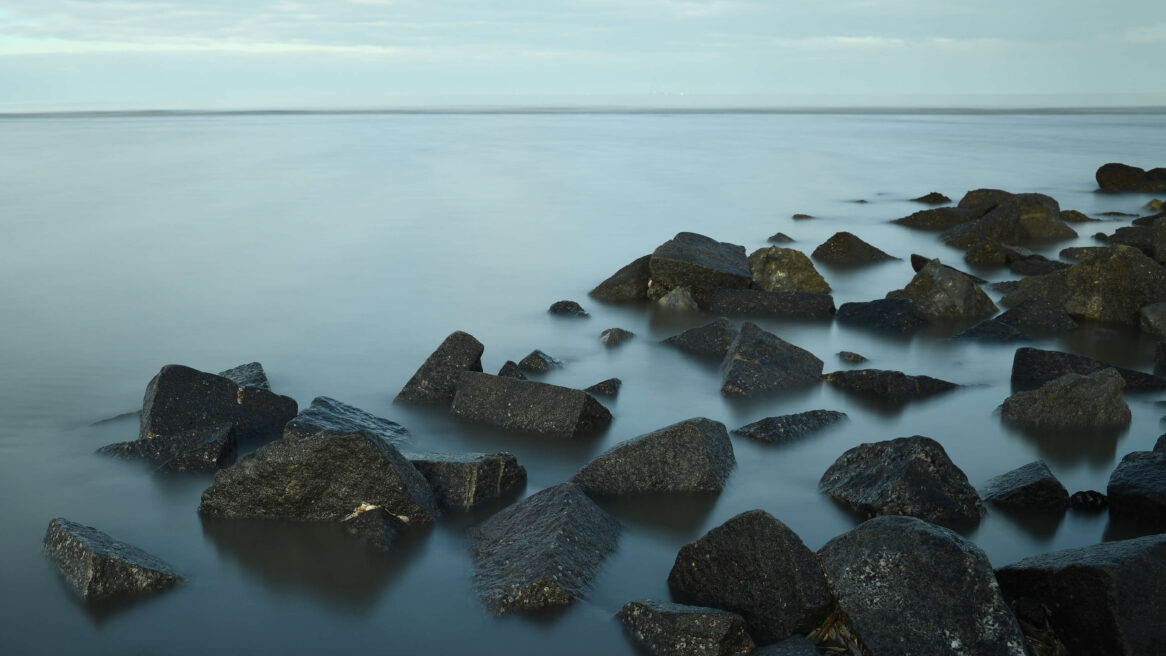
top-left (821, 369), bottom-right (959, 406)
top-left (886, 258), bottom-right (997, 320)
top-left (600, 328), bottom-right (635, 347)
top-left (834, 298), bottom-right (928, 335)
top-left (746, 246), bottom-right (831, 293)
top-left (617, 600), bottom-right (754, 656)
top-left (980, 460), bottom-right (1069, 510)
top-left (217, 362), bottom-right (270, 391)
top-left (709, 289), bottom-right (835, 320)
top-left (663, 318), bottom-right (739, 359)
top-left (518, 349), bottom-right (561, 373)
top-left (1010, 346), bottom-right (1166, 392)
top-left (647, 232), bottom-right (751, 308)
top-left (284, 396), bottom-right (410, 448)
top-left (409, 452), bottom-right (526, 512)
top-left (951, 319), bottom-right (1031, 342)
top-left (548, 300), bottom-right (589, 317)
top-left (97, 422), bottom-right (237, 473)
top-left (837, 350), bottom-right (867, 363)
top-left (451, 372), bottom-right (612, 437)
top-left (720, 322), bottom-right (823, 397)
top-left (590, 254), bottom-right (652, 303)
top-left (1107, 450), bottom-right (1166, 522)
top-left (584, 378), bottom-right (622, 397)
top-left (1001, 369), bottom-right (1131, 431)
top-left (1096, 162), bottom-right (1166, 193)
top-left (1069, 490), bottom-right (1108, 512)
top-left (811, 231), bottom-right (897, 265)
top-left (732, 410), bottom-right (847, 444)
top-left (395, 331), bottom-right (485, 404)
top-left (43, 518), bottom-right (182, 603)
top-left (767, 232), bottom-right (794, 244)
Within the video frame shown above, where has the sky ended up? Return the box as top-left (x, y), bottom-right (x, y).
top-left (1, 0), bottom-right (1164, 110)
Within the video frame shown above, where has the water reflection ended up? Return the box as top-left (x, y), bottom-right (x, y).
top-left (989, 506), bottom-right (1066, 541)
top-left (998, 421), bottom-right (1126, 467)
top-left (592, 493), bottom-right (720, 541)
top-left (1102, 514), bottom-right (1166, 542)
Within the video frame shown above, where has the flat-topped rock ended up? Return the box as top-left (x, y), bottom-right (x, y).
top-left (1107, 450), bottom-right (1166, 522)
top-left (811, 231), bottom-right (897, 265)
top-left (980, 460), bottom-right (1069, 510)
top-left (1001, 369), bottom-right (1131, 431)
top-left (732, 410), bottom-right (847, 444)
top-left (887, 258), bottom-right (998, 320)
top-left (1010, 346), bottom-right (1166, 392)
top-left (395, 331), bottom-right (485, 404)
top-left (451, 372), bottom-right (612, 437)
top-left (663, 318), bottom-right (738, 359)
top-left (647, 232), bottom-right (751, 308)
top-left (708, 289), bottom-right (835, 320)
top-left (720, 322), bottom-right (823, 397)
top-left (590, 254), bottom-right (651, 303)
top-left (217, 362), bottom-right (270, 390)
top-left (747, 246), bottom-right (830, 293)
top-left (835, 298), bottom-right (928, 335)
top-left (409, 452), bottom-right (526, 512)
top-left (617, 600), bottom-right (754, 656)
top-left (284, 396), bottom-right (410, 448)
top-left (43, 518), bottom-right (182, 603)
top-left (98, 422), bottom-right (237, 473)
top-left (821, 369), bottom-right (959, 406)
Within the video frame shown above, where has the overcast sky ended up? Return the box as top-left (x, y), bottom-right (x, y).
top-left (1, 0), bottom-right (1163, 110)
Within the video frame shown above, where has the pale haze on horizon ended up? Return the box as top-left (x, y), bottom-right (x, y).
top-left (1, 0), bottom-right (1163, 111)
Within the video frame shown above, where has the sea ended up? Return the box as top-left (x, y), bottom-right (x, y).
top-left (0, 108), bottom-right (1163, 654)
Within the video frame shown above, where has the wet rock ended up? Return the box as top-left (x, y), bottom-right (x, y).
top-left (1010, 347), bottom-right (1166, 392)
top-left (497, 360), bottom-right (526, 379)
top-left (767, 232), bottom-right (794, 244)
top-left (584, 378), bottom-right (622, 397)
top-left (1106, 225), bottom-right (1154, 255)
top-left (1107, 450), bottom-right (1166, 521)
top-left (600, 328), bottom-right (635, 347)
top-left (964, 239), bottom-right (1010, 267)
top-left (996, 533), bottom-right (1166, 655)
top-left (810, 231), bottom-right (897, 265)
top-left (709, 289), bottom-right (835, 320)
top-left (1140, 302), bottom-right (1166, 337)
top-left (959, 189), bottom-right (1017, 210)
top-left (980, 460), bottom-right (1069, 510)
top-left (791, 213), bottom-right (813, 220)
top-left (821, 369), bottom-right (959, 406)
top-left (752, 637), bottom-right (817, 656)
top-left (1001, 369), bottom-right (1131, 431)
top-left (994, 296), bottom-right (1078, 336)
top-left (1007, 252), bottom-right (1070, 276)
top-left (837, 350), bottom-right (867, 363)
top-left (409, 452), bottom-right (526, 512)
top-left (942, 192), bottom-right (1077, 249)
top-left (663, 318), bottom-right (738, 359)
top-left (139, 364), bottom-right (297, 444)
top-left (667, 510), bottom-right (834, 644)
top-left (647, 232), bottom-right (751, 308)
top-left (657, 286), bottom-right (702, 311)
top-left (1149, 199), bottom-right (1165, 212)
top-left (1096, 162), bottom-right (1166, 193)
top-left (746, 246), bottom-right (831, 293)
top-left (154, 426), bottom-right (238, 474)
top-left (911, 191), bottom-right (952, 205)
top-left (720, 322), bottom-right (823, 397)
top-left (548, 300), bottom-right (588, 317)
top-left (571, 418), bottom-right (734, 496)
top-left (470, 483), bottom-right (619, 614)
top-left (217, 362), bottom-right (270, 391)
top-left (732, 410), bottom-right (847, 444)
top-left (951, 319), bottom-right (1031, 342)
top-left (340, 504), bottom-right (404, 552)
top-left (1059, 246), bottom-right (1107, 261)
top-left (819, 436), bottom-right (985, 524)
top-left (1059, 209), bottom-right (1098, 223)
top-left (887, 258), bottom-right (998, 320)
top-left (834, 298), bottom-right (928, 335)
top-left (819, 515), bottom-right (1025, 656)
top-left (451, 372), bottom-right (612, 437)
top-left (590, 254), bottom-right (652, 303)
top-left (284, 396), bottom-right (410, 448)
top-left (395, 331), bottom-right (485, 404)
top-left (910, 253), bottom-right (987, 283)
top-left (43, 518), bottom-right (183, 603)
top-left (518, 349), bottom-right (561, 373)
top-left (1069, 490), bottom-right (1108, 512)
top-left (198, 430), bottom-right (438, 525)
top-left (97, 422), bottom-right (237, 473)
top-left (893, 205), bottom-right (991, 231)
top-left (617, 599), bottom-right (754, 656)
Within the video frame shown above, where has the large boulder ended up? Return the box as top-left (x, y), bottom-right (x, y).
top-left (217, 362), bottom-right (270, 390)
top-left (996, 533), bottom-right (1166, 655)
top-left (1096, 162), bottom-right (1166, 193)
top-left (720, 322), bottom-right (823, 397)
top-left (469, 483), bottom-right (619, 614)
top-left (746, 246), bottom-right (830, 293)
top-left (664, 318), bottom-right (739, 359)
top-left (818, 436), bottom-right (985, 524)
top-left (409, 452), bottom-right (526, 512)
top-left (708, 289), bottom-right (835, 320)
top-left (451, 372), bottom-right (612, 437)
top-left (886, 258), bottom-right (998, 320)
top-left (590, 254), bottom-right (652, 302)
top-left (43, 518), bottom-right (182, 603)
top-left (821, 369), bottom-right (959, 406)
top-left (1001, 369), bottom-right (1131, 431)
top-left (834, 298), bottom-right (927, 335)
top-left (395, 331), bottom-right (485, 404)
top-left (616, 600), bottom-right (755, 656)
top-left (667, 510), bottom-right (834, 644)
top-left (819, 515), bottom-right (1026, 656)
top-left (893, 205), bottom-right (990, 231)
top-left (284, 396), bottom-right (410, 448)
top-left (1107, 450), bottom-right (1166, 522)
top-left (979, 460), bottom-right (1069, 510)
top-left (941, 192), bottom-right (1077, 249)
top-left (97, 422), bottom-right (237, 473)
top-left (731, 410), bottom-right (847, 444)
top-left (647, 233), bottom-right (751, 308)
top-left (571, 418), bottom-right (735, 496)
top-left (1010, 346), bottom-right (1166, 392)
top-left (810, 231), bottom-right (897, 265)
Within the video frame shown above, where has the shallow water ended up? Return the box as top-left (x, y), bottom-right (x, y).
top-left (1, 110), bottom-right (1164, 654)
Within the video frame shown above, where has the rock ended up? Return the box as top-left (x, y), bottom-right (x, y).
top-left (470, 483), bottom-right (619, 614)
top-left (911, 191), bottom-right (952, 204)
top-left (980, 461), bottom-right (1069, 510)
top-left (1008, 252), bottom-right (1070, 276)
top-left (1153, 216), bottom-right (1166, 264)
top-left (657, 286), bottom-right (702, 311)
top-left (395, 331), bottom-right (485, 404)
top-left (821, 369), bottom-right (959, 406)
top-left (791, 213), bottom-right (813, 220)
top-left (664, 318), bottom-right (739, 359)
top-left (941, 192), bottom-right (1077, 249)
top-left (951, 319), bottom-right (1031, 342)
top-left (994, 296), bottom-right (1078, 336)
top-left (1149, 199), bottom-right (1164, 212)
top-left (139, 364), bottom-right (297, 444)
top-left (834, 298), bottom-right (928, 335)
top-left (732, 410), bottom-right (847, 444)
top-left (837, 350), bottom-right (867, 363)
top-left (97, 422), bottom-right (238, 473)
top-left (751, 637), bottom-right (818, 656)
top-left (886, 258), bottom-right (998, 320)
top-left (409, 452), bottom-right (526, 512)
top-left (910, 253), bottom-right (988, 283)
top-left (767, 232), bottom-right (794, 244)
top-left (590, 254), bottom-right (652, 302)
top-left (198, 430), bottom-right (438, 525)
top-left (720, 322), bottom-right (823, 397)
top-left (548, 300), bottom-right (588, 317)
top-left (647, 232), bottom-right (752, 308)
top-left (571, 418), bottom-right (734, 496)
top-left (1096, 162), bottom-right (1166, 193)
top-left (1059, 209), bottom-right (1098, 223)
top-left (1069, 490), bottom-right (1107, 511)
top-left (964, 239), bottom-right (1010, 267)
top-left (819, 436), bottom-right (985, 524)
top-left (1059, 246), bottom-right (1107, 261)
top-left (810, 231), bottom-right (897, 265)
top-left (451, 372), bottom-right (612, 437)
top-left (1106, 225), bottom-right (1154, 255)
top-left (518, 349), bottom-right (561, 373)
top-left (1157, 342), bottom-right (1166, 375)
top-left (1010, 347), bottom-right (1166, 392)
top-left (746, 246), bottom-right (831, 293)
top-left (284, 396), bottom-right (410, 448)
top-left (1001, 369), bottom-right (1131, 431)
top-left (819, 515), bottom-right (1025, 656)
top-left (893, 205), bottom-right (991, 231)
top-left (708, 289), bottom-right (835, 320)
top-left (584, 378), bottom-right (621, 396)
top-left (340, 504), bottom-right (404, 552)
top-left (667, 510), bottom-right (834, 644)
top-left (996, 533), bottom-right (1166, 655)
top-left (1140, 302), bottom-right (1166, 337)
top-left (217, 362), bottom-right (270, 390)
top-left (1107, 450), bottom-right (1166, 521)
top-left (43, 518), bottom-right (183, 603)
top-left (600, 327), bottom-right (634, 347)
top-left (616, 600), bottom-right (754, 656)
top-left (497, 360), bottom-right (526, 379)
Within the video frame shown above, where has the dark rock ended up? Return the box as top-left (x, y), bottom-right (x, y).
top-left (819, 515), bottom-right (1025, 656)
top-left (1059, 246), bottom-right (1108, 261)
top-left (139, 364), bottom-right (297, 444)
top-left (571, 418), bottom-right (734, 496)
top-left (720, 322), bottom-right (823, 397)
top-left (1069, 490), bottom-right (1108, 512)
top-left (470, 483), bottom-right (619, 614)
top-left (1002, 369), bottom-right (1131, 431)
top-left (1139, 302), bottom-right (1166, 337)
top-left (198, 430), bottom-right (438, 525)
top-left (991, 280), bottom-right (1024, 295)
top-left (451, 372), bottom-right (612, 437)
top-left (1010, 347), bottom-right (1166, 392)
top-left (97, 422), bottom-right (237, 473)
top-left (647, 232), bottom-right (751, 308)
top-left (1106, 225), bottom-right (1154, 255)
top-left (43, 518), bottom-right (182, 602)
top-left (340, 504), bottom-right (404, 552)
top-left (584, 378), bottom-right (622, 396)
top-left (1135, 210), bottom-right (1166, 226)
top-left (667, 510), bottom-right (834, 644)
top-left (910, 253), bottom-right (988, 283)
top-left (497, 360), bottom-right (526, 379)
top-left (664, 318), bottom-right (739, 359)
top-left (767, 232), bottom-right (794, 244)
top-left (821, 369), bottom-right (959, 406)
top-left (887, 258), bottom-right (998, 320)
top-left (395, 331), bottom-right (485, 404)
top-left (548, 300), bottom-right (589, 317)
top-left (964, 239), bottom-right (1009, 267)
top-left (1059, 209), bottom-right (1098, 223)
top-left (980, 461), bottom-right (1069, 509)
top-left (837, 350), bottom-right (867, 363)
top-left (1008, 253), bottom-right (1070, 276)
top-left (709, 289), bottom-right (835, 320)
top-left (893, 205), bottom-right (991, 231)
top-left (154, 425), bottom-right (238, 473)
top-left (590, 254), bottom-right (652, 303)
top-left (1107, 450), bottom-right (1166, 521)
top-left (518, 349), bottom-right (561, 373)
top-left (958, 188), bottom-right (1017, 209)
top-left (834, 298), bottom-right (928, 335)
top-left (657, 287), bottom-right (701, 311)
top-left (600, 327), bottom-right (635, 347)
top-left (811, 231), bottom-right (897, 265)
top-left (942, 192), bottom-right (1076, 249)
top-left (996, 533), bottom-right (1166, 655)
top-left (409, 452), bottom-right (526, 512)
top-left (1157, 342), bottom-right (1166, 375)
top-left (1096, 162), bottom-right (1166, 193)
top-left (951, 319), bottom-right (1031, 342)
top-left (1098, 212), bottom-right (1136, 218)
top-left (217, 362), bottom-right (270, 390)
top-left (791, 213), bottom-right (813, 220)
top-left (819, 436), bottom-right (985, 524)
top-left (284, 396), bottom-right (410, 448)
top-left (911, 191), bottom-right (952, 205)
top-left (747, 246), bottom-right (830, 293)
top-left (617, 599), bottom-right (754, 656)
top-left (751, 637), bottom-right (817, 656)
top-left (994, 297), bottom-right (1078, 336)
top-left (732, 410), bottom-right (847, 444)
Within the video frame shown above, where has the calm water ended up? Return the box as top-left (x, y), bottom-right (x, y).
top-left (1, 111), bottom-right (1164, 654)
